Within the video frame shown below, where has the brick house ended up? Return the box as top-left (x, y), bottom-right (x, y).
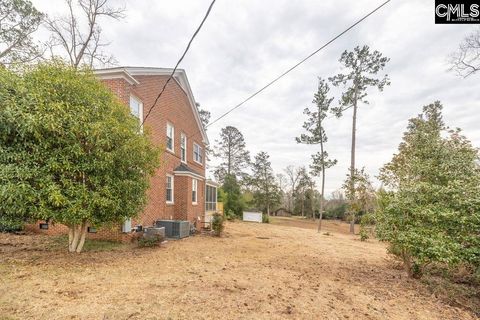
top-left (29, 66), bottom-right (219, 240)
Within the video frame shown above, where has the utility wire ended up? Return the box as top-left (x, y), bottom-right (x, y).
top-left (141, 0), bottom-right (216, 126)
top-left (199, 0), bottom-right (391, 135)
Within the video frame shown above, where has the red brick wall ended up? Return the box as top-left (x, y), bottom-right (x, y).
top-left (127, 75), bottom-right (206, 228)
top-left (28, 73), bottom-right (207, 241)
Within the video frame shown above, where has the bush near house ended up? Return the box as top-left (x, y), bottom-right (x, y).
top-left (222, 174), bottom-right (244, 217)
top-left (262, 214), bottom-right (270, 223)
top-left (211, 213), bottom-right (225, 236)
top-left (0, 62), bottom-right (160, 253)
top-left (0, 216), bottom-right (24, 233)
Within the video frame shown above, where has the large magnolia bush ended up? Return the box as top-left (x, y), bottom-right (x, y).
top-left (0, 63), bottom-right (160, 252)
top-left (376, 101), bottom-right (480, 277)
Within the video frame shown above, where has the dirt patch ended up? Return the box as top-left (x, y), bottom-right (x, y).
top-left (0, 219), bottom-right (477, 320)
top-left (270, 216), bottom-right (358, 234)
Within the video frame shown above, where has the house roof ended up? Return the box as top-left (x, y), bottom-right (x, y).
top-left (93, 66), bottom-right (209, 145)
top-left (206, 179), bottom-right (220, 187)
top-left (173, 163), bottom-right (205, 180)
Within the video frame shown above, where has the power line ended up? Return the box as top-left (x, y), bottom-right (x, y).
top-left (141, 0), bottom-right (216, 126)
top-left (202, 0), bottom-right (391, 133)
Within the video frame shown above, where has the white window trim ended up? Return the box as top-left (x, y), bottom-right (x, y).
top-left (192, 179), bottom-right (198, 205)
top-left (166, 122), bottom-right (174, 153)
top-left (193, 142), bottom-right (203, 165)
top-left (130, 95), bottom-right (144, 133)
top-left (166, 174), bottom-right (174, 204)
top-left (180, 133), bottom-right (187, 163)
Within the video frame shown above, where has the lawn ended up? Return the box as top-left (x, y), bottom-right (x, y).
top-left (0, 218), bottom-right (477, 320)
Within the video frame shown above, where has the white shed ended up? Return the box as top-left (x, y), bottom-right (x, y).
top-left (243, 211), bottom-right (263, 223)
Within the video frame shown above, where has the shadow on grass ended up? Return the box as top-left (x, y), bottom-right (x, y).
top-left (47, 235), bottom-right (128, 252)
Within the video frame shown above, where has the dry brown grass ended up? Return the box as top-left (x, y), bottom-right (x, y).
top-left (0, 218), bottom-right (477, 320)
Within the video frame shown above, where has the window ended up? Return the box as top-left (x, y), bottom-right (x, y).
top-left (192, 179), bottom-right (198, 204)
top-left (166, 123), bottom-right (174, 152)
top-left (193, 143), bottom-right (203, 164)
top-left (205, 185), bottom-right (217, 212)
top-left (180, 133), bottom-right (187, 163)
top-left (166, 175), bottom-right (174, 203)
top-left (130, 95), bottom-right (143, 132)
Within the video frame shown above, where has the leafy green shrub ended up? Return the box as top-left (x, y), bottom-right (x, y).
top-left (359, 212), bottom-right (376, 241)
top-left (0, 217), bottom-right (24, 233)
top-left (223, 174), bottom-right (244, 217)
top-left (324, 202), bottom-right (348, 220)
top-left (137, 234), bottom-right (164, 248)
top-left (211, 213), bottom-right (225, 236)
top-left (262, 214), bottom-right (270, 223)
top-left (225, 209), bottom-right (236, 221)
top-left (376, 102), bottom-right (480, 277)
top-left (0, 63), bottom-right (160, 253)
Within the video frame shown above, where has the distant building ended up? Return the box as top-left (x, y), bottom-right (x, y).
top-left (273, 208), bottom-right (292, 217)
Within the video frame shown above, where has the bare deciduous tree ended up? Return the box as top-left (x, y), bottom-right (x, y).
top-left (284, 165), bottom-right (302, 212)
top-left (276, 173), bottom-right (289, 209)
top-left (449, 27), bottom-right (480, 78)
top-left (46, 0), bottom-right (125, 69)
top-left (295, 167), bottom-right (313, 218)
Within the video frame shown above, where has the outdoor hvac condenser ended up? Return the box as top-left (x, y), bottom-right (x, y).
top-left (155, 220), bottom-right (190, 239)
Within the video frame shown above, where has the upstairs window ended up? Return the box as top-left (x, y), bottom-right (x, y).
top-left (180, 133), bottom-right (187, 163)
top-left (166, 175), bottom-right (174, 203)
top-left (166, 123), bottom-right (174, 152)
top-left (192, 179), bottom-right (198, 204)
top-left (193, 143), bottom-right (203, 164)
top-left (129, 95), bottom-right (143, 132)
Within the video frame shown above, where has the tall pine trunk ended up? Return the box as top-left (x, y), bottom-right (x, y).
top-left (349, 92), bottom-right (358, 234)
top-left (301, 191), bottom-right (305, 217)
top-left (318, 138), bottom-right (325, 232)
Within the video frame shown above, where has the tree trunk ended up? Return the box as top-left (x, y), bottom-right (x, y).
top-left (76, 222), bottom-right (88, 253)
top-left (68, 220), bottom-right (88, 253)
top-left (349, 88), bottom-right (358, 234)
top-left (310, 181), bottom-right (315, 220)
top-left (318, 140), bottom-right (325, 232)
top-left (402, 249), bottom-right (414, 278)
top-left (301, 191), bottom-right (305, 217)
top-left (290, 184), bottom-right (295, 213)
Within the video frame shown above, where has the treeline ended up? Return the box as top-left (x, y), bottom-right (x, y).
top-left (202, 123), bottom-right (353, 221)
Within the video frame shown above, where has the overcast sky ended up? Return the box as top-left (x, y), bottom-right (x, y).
top-left (32, 0), bottom-right (480, 195)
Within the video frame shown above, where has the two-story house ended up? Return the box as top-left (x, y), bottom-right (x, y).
top-left (29, 66), bottom-right (218, 241)
top-left (95, 66), bottom-right (218, 234)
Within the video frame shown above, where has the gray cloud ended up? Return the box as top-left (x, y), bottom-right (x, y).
top-left (32, 0), bottom-right (480, 195)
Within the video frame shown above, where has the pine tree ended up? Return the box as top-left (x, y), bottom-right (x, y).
top-left (250, 152), bottom-right (280, 215)
top-left (296, 78), bottom-right (337, 231)
top-left (329, 45), bottom-right (390, 233)
top-left (214, 126), bottom-right (250, 183)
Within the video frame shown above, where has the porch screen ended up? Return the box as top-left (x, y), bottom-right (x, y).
top-left (205, 184), bottom-right (217, 212)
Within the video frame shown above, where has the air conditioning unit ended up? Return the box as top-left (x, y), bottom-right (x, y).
top-left (143, 227), bottom-right (165, 240)
top-left (155, 220), bottom-right (190, 239)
